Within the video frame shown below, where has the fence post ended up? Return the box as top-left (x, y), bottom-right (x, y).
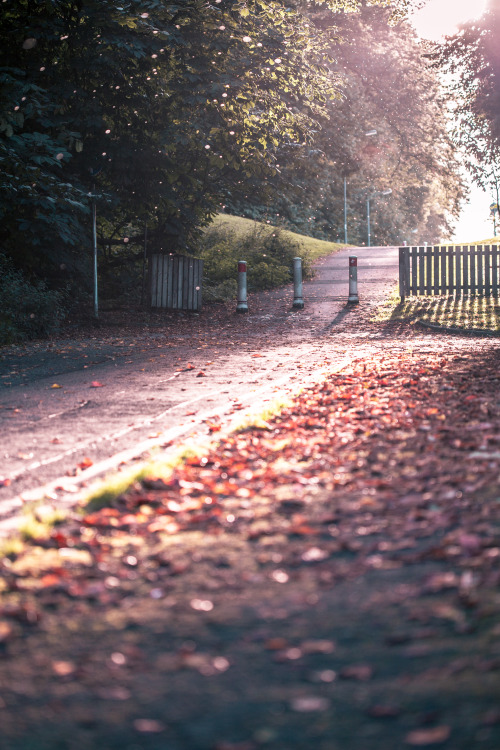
top-left (399, 247), bottom-right (406, 301)
top-left (236, 260), bottom-right (248, 313)
top-left (348, 256), bottom-right (359, 304)
top-left (292, 257), bottom-right (304, 309)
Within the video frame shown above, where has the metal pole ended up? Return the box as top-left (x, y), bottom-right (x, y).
top-left (344, 177), bottom-right (348, 245)
top-left (367, 198), bottom-right (371, 248)
top-left (92, 184), bottom-right (98, 319)
top-left (348, 255), bottom-right (359, 304)
top-left (292, 257), bottom-right (304, 309)
top-left (236, 260), bottom-right (248, 313)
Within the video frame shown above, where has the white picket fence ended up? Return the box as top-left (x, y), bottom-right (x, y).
top-left (399, 245), bottom-right (500, 301)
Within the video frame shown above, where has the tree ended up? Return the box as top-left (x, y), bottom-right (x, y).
top-left (0, 0), bottom-right (346, 290)
top-left (437, 0), bottom-right (500, 197)
top-left (227, 2), bottom-right (464, 245)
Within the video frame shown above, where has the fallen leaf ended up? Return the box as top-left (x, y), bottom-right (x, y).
top-left (176, 363), bottom-right (195, 372)
top-left (290, 696), bottom-right (330, 712)
top-left (50, 383), bottom-right (62, 389)
top-left (52, 660), bottom-right (76, 677)
top-left (0, 621), bottom-right (13, 643)
top-left (339, 664), bottom-right (373, 681)
top-left (90, 381), bottom-right (104, 387)
top-left (133, 719), bottom-right (166, 733)
top-left (77, 457), bottom-right (93, 469)
top-left (405, 726), bottom-right (451, 745)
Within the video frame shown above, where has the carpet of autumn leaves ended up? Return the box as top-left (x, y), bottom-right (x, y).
top-left (1, 343), bottom-right (500, 749)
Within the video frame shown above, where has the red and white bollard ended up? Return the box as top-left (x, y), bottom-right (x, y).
top-left (348, 255), bottom-right (359, 304)
top-left (236, 260), bottom-right (248, 313)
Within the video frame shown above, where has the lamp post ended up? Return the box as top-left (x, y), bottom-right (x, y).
top-left (89, 165), bottom-right (102, 320)
top-left (343, 130), bottom-right (377, 245)
top-left (367, 188), bottom-right (392, 247)
top-left (490, 202), bottom-right (499, 236)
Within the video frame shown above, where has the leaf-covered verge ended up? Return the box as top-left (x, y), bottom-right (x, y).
top-left (0, 341), bottom-right (500, 748)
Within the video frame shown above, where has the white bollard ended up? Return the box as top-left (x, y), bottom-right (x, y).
top-left (348, 255), bottom-right (359, 304)
top-left (236, 260), bottom-right (248, 313)
top-left (292, 257), bottom-right (304, 309)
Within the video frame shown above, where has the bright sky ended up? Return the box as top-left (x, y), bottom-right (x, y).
top-left (411, 0), bottom-right (494, 242)
top-left (411, 0), bottom-right (489, 41)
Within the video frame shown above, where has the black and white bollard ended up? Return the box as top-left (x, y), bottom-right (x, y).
top-left (236, 260), bottom-right (248, 313)
top-left (348, 255), bottom-right (359, 304)
top-left (292, 257), bottom-right (304, 309)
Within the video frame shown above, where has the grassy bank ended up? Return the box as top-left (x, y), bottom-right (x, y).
top-left (198, 214), bottom-right (347, 302)
top-left (211, 214), bottom-right (347, 264)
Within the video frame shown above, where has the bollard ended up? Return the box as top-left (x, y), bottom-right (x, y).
top-left (348, 255), bottom-right (359, 304)
top-left (292, 257), bottom-right (304, 309)
top-left (236, 260), bottom-right (248, 313)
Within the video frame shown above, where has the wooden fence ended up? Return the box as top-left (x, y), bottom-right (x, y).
top-left (399, 245), bottom-right (500, 301)
top-left (150, 254), bottom-right (203, 311)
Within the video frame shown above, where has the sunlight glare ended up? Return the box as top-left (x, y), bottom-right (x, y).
top-left (412, 0), bottom-right (489, 41)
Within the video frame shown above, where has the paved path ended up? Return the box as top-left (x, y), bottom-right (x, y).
top-left (0, 246), bottom-right (399, 520)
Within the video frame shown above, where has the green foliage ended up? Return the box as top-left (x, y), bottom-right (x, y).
top-left (229, 3), bottom-right (464, 246)
top-left (0, 0), bottom-right (345, 286)
top-left (197, 219), bottom-right (309, 300)
top-left (0, 0), bottom-right (447, 308)
top-left (437, 4), bottom-right (500, 196)
top-left (0, 254), bottom-right (66, 344)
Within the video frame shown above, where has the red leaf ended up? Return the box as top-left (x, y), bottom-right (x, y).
top-left (90, 381), bottom-right (104, 388)
top-left (196, 371), bottom-right (206, 377)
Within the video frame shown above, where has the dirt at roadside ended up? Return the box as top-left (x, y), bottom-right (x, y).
top-left (1, 339), bottom-right (500, 750)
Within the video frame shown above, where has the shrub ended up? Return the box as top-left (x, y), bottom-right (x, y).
top-left (0, 254), bottom-right (66, 344)
top-left (197, 220), bottom-right (309, 301)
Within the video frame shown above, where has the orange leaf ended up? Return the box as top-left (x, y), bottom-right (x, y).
top-left (51, 383), bottom-right (62, 389)
top-left (196, 371), bottom-right (206, 377)
top-left (77, 457), bottom-right (93, 469)
top-left (40, 573), bottom-right (63, 588)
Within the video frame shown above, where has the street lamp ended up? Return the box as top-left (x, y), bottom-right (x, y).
top-left (490, 202), bottom-right (499, 236)
top-left (343, 130), bottom-right (378, 244)
top-left (367, 188), bottom-right (392, 247)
